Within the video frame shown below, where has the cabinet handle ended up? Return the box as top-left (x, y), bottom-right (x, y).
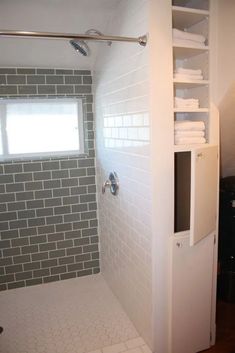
top-left (176, 242), bottom-right (183, 248)
top-left (197, 152), bottom-right (203, 159)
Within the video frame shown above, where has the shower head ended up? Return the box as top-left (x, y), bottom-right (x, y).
top-left (70, 29), bottom-right (112, 56)
top-left (69, 39), bottom-right (90, 56)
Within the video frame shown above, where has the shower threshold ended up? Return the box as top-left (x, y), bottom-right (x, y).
top-left (0, 274), bottom-right (151, 353)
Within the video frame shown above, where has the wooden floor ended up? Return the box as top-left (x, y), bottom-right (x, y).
top-left (202, 301), bottom-right (235, 353)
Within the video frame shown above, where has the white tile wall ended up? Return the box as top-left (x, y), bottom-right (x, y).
top-left (94, 0), bottom-right (152, 348)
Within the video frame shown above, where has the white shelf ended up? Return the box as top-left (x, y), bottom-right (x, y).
top-left (173, 45), bottom-right (209, 59)
top-left (174, 143), bottom-right (209, 152)
top-left (173, 230), bottom-right (190, 238)
top-left (174, 108), bottom-right (209, 113)
top-left (173, 79), bottom-right (209, 88)
top-left (172, 6), bottom-right (209, 29)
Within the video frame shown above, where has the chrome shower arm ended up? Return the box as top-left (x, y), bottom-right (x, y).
top-left (0, 30), bottom-right (147, 46)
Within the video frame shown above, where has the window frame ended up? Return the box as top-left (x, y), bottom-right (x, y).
top-left (0, 97), bottom-right (85, 161)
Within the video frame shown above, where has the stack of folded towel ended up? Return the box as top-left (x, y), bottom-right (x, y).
top-left (173, 28), bottom-right (206, 48)
top-left (174, 120), bottom-right (206, 145)
top-left (174, 67), bottom-right (203, 81)
top-left (174, 97), bottom-right (199, 110)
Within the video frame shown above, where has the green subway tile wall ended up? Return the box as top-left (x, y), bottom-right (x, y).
top-left (0, 68), bottom-right (99, 290)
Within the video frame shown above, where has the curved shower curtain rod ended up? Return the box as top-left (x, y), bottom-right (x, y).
top-left (0, 30), bottom-right (148, 46)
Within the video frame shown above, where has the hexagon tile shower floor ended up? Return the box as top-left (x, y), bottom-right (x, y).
top-left (0, 274), bottom-right (151, 353)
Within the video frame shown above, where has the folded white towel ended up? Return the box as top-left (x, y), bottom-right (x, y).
top-left (174, 97), bottom-right (199, 109)
top-left (173, 28), bottom-right (206, 43)
top-left (175, 137), bottom-right (206, 145)
top-left (175, 67), bottom-right (202, 76)
top-left (174, 120), bottom-right (205, 131)
top-left (174, 73), bottom-right (204, 80)
top-left (173, 38), bottom-right (206, 48)
top-left (175, 130), bottom-right (205, 137)
top-left (175, 97), bottom-right (199, 104)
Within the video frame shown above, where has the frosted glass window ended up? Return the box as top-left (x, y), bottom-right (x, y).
top-left (0, 99), bottom-right (84, 160)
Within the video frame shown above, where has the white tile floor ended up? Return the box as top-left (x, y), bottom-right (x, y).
top-left (0, 274), bottom-right (151, 353)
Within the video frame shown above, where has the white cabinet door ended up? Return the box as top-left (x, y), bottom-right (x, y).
top-left (170, 233), bottom-right (214, 353)
top-left (190, 145), bottom-right (218, 246)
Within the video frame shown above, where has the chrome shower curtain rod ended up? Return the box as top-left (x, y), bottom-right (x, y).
top-left (0, 30), bottom-right (147, 46)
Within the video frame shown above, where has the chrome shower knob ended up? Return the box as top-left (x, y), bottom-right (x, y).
top-left (102, 172), bottom-right (119, 196)
top-left (102, 180), bottom-right (111, 194)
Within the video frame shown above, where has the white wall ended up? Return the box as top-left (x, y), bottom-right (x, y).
top-left (216, 0), bottom-right (235, 177)
top-left (94, 0), bottom-right (153, 347)
top-left (149, 1), bottom-right (174, 351)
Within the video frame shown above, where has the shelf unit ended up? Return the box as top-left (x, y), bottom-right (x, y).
top-left (172, 1), bottom-right (210, 147)
top-left (170, 4), bottom-right (219, 351)
top-left (151, 1), bottom-right (219, 352)
top-left (172, 0), bottom-right (213, 233)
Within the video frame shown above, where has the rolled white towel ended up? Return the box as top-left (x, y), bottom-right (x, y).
top-left (173, 28), bottom-right (206, 43)
top-left (174, 120), bottom-right (205, 131)
top-left (175, 136), bottom-right (206, 145)
top-left (175, 67), bottom-right (202, 76)
top-left (175, 130), bottom-right (205, 137)
top-left (174, 73), bottom-right (204, 80)
top-left (173, 38), bottom-right (206, 48)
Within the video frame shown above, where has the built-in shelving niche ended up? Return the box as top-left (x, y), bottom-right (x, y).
top-left (172, 0), bottom-right (210, 145)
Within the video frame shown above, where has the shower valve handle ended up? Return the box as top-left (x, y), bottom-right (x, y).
top-left (102, 180), bottom-right (111, 194)
top-left (102, 172), bottom-right (119, 196)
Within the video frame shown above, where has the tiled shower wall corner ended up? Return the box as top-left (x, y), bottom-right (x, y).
top-left (0, 68), bottom-right (99, 291)
top-left (94, 0), bottom-right (152, 348)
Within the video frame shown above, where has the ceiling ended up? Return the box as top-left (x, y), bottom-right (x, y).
top-left (0, 0), bottom-right (120, 69)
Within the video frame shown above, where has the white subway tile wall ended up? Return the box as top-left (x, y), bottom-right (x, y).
top-left (94, 0), bottom-right (152, 347)
top-left (0, 68), bottom-right (99, 290)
